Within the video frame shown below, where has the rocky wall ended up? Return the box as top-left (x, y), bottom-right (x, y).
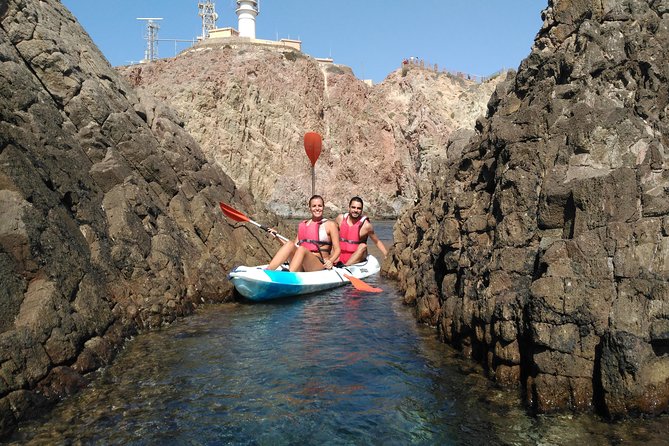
top-left (386, 0), bottom-right (669, 417)
top-left (0, 0), bottom-right (271, 437)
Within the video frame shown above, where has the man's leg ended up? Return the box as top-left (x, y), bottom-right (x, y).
top-left (345, 243), bottom-right (368, 265)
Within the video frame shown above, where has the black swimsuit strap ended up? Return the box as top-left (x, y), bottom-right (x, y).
top-left (298, 239), bottom-right (332, 246)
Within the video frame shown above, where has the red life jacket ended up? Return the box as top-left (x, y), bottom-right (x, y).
top-left (339, 213), bottom-right (368, 263)
top-left (297, 219), bottom-right (331, 253)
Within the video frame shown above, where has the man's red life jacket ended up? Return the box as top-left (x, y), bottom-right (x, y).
top-left (339, 213), bottom-right (368, 263)
top-left (297, 219), bottom-right (331, 253)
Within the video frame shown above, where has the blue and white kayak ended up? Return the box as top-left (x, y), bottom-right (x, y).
top-left (228, 255), bottom-right (381, 301)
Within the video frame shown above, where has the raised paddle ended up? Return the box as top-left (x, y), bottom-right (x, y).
top-left (304, 132), bottom-right (322, 196)
top-left (219, 202), bottom-right (383, 293)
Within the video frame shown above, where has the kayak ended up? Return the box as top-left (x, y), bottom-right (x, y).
top-left (228, 255), bottom-right (381, 301)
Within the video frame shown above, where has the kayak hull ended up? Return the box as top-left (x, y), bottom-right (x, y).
top-left (228, 255), bottom-right (381, 301)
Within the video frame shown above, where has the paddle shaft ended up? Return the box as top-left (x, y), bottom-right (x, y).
top-left (311, 166), bottom-right (316, 196)
top-left (246, 219), bottom-right (291, 244)
top-left (219, 202), bottom-right (292, 243)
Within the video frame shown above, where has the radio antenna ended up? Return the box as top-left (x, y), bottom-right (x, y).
top-left (198, 1), bottom-right (218, 39)
top-left (136, 18), bottom-right (163, 62)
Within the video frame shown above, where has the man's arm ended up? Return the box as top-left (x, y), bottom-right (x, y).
top-left (362, 221), bottom-right (388, 256)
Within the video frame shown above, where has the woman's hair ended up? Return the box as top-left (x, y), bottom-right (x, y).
top-left (309, 195), bottom-right (324, 206)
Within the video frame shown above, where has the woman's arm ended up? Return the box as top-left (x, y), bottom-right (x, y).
top-left (326, 221), bottom-right (341, 267)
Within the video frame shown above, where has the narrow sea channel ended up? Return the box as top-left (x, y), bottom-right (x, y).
top-left (8, 222), bottom-right (668, 445)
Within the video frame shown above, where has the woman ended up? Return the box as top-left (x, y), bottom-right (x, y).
top-left (267, 195), bottom-right (340, 272)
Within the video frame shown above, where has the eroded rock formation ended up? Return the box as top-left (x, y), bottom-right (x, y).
top-left (0, 0), bottom-right (272, 436)
top-left (387, 0), bottom-right (669, 417)
top-left (119, 41), bottom-right (503, 218)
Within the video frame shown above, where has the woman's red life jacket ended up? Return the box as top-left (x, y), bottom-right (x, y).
top-left (297, 219), bottom-right (331, 253)
top-left (339, 213), bottom-right (368, 262)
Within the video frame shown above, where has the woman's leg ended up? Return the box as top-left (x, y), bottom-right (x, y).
top-left (289, 246), bottom-right (324, 272)
top-left (267, 243), bottom-right (296, 270)
top-left (301, 250), bottom-right (326, 272)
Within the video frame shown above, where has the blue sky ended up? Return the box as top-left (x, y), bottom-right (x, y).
top-left (62, 0), bottom-right (546, 83)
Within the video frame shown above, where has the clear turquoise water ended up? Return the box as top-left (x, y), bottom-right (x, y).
top-left (8, 223), bottom-right (668, 445)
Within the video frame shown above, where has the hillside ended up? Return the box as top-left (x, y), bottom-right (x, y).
top-left (119, 39), bottom-right (503, 217)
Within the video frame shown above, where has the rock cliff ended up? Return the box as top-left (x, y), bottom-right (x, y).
top-left (0, 0), bottom-right (272, 436)
top-left (387, 0), bottom-right (669, 417)
top-left (119, 41), bottom-right (502, 218)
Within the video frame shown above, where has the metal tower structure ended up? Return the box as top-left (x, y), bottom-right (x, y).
top-left (198, 1), bottom-right (218, 39)
top-left (137, 17), bottom-right (163, 62)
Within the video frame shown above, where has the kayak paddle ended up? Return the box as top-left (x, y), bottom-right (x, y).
top-left (343, 274), bottom-right (383, 293)
top-left (219, 202), bottom-right (291, 243)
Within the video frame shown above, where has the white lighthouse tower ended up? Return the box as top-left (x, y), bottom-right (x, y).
top-left (236, 0), bottom-right (259, 39)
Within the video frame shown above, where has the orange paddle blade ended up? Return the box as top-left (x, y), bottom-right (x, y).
top-left (343, 274), bottom-right (383, 293)
top-left (304, 132), bottom-right (322, 166)
top-left (219, 202), bottom-right (250, 223)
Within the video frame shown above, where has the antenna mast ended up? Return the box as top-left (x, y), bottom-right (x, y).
top-left (198, 1), bottom-right (218, 39)
top-left (137, 18), bottom-right (163, 62)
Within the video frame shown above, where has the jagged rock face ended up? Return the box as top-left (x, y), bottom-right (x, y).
top-left (0, 0), bottom-right (271, 437)
top-left (387, 0), bottom-right (669, 417)
top-left (119, 41), bottom-right (502, 218)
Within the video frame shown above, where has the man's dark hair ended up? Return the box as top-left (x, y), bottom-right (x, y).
top-left (349, 196), bottom-right (364, 207)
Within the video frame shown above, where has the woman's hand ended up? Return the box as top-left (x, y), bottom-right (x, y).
top-left (323, 259), bottom-right (333, 269)
top-left (267, 228), bottom-right (278, 239)
top-left (267, 228), bottom-right (287, 245)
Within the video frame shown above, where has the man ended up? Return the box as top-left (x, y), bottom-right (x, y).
top-left (335, 197), bottom-right (388, 266)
